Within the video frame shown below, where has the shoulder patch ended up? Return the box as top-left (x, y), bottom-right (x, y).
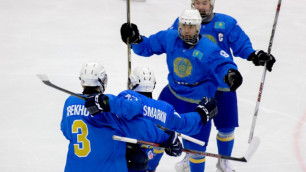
top-left (192, 50), bottom-right (203, 60)
top-left (215, 22), bottom-right (225, 29)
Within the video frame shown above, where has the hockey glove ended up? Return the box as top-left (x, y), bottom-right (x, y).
top-left (126, 143), bottom-right (148, 171)
top-left (84, 94), bottom-right (110, 116)
top-left (224, 69), bottom-right (243, 92)
top-left (196, 97), bottom-right (218, 125)
top-left (120, 23), bottom-right (143, 44)
top-left (248, 50), bottom-right (276, 72)
top-left (161, 131), bottom-right (182, 157)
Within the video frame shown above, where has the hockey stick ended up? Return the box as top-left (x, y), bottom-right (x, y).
top-left (177, 133), bottom-right (205, 146)
top-left (248, 0), bottom-right (282, 143)
top-left (157, 125), bottom-right (205, 146)
top-left (37, 74), bottom-right (85, 100)
top-left (113, 135), bottom-right (260, 162)
top-left (126, 0), bottom-right (132, 89)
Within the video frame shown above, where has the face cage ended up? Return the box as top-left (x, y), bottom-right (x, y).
top-left (178, 27), bottom-right (200, 45)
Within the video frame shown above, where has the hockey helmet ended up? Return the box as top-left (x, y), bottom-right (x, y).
top-left (178, 9), bottom-right (202, 45)
top-left (79, 62), bottom-right (108, 93)
top-left (129, 66), bottom-right (156, 93)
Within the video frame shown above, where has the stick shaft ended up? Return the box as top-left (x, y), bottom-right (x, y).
top-left (156, 125), bottom-right (205, 146)
top-left (37, 74), bottom-right (85, 100)
top-left (248, 0), bottom-right (282, 143)
top-left (127, 0), bottom-right (131, 89)
top-left (113, 135), bottom-right (248, 162)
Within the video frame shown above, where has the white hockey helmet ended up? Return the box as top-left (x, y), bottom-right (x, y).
top-left (191, 0), bottom-right (215, 18)
top-left (178, 9), bottom-right (202, 45)
top-left (79, 62), bottom-right (108, 93)
top-left (129, 66), bottom-right (156, 93)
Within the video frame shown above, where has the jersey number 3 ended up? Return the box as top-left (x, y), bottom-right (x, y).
top-left (72, 120), bottom-right (91, 157)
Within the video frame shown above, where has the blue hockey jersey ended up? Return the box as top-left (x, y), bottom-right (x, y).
top-left (132, 29), bottom-right (237, 102)
top-left (107, 90), bottom-right (203, 136)
top-left (169, 13), bottom-right (255, 61)
top-left (61, 95), bottom-right (170, 172)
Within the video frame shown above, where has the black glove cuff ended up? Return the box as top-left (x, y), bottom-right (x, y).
top-left (224, 69), bottom-right (243, 92)
top-left (132, 35), bottom-right (143, 44)
top-left (98, 94), bottom-right (110, 112)
top-left (196, 105), bottom-right (208, 125)
top-left (247, 51), bottom-right (256, 61)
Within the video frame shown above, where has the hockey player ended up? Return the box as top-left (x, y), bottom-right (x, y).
top-left (117, 67), bottom-right (218, 134)
top-left (86, 66), bottom-right (219, 172)
top-left (61, 63), bottom-right (183, 172)
top-left (168, 1), bottom-right (276, 171)
top-left (120, 9), bottom-right (243, 172)
top-left (123, 67), bottom-right (217, 172)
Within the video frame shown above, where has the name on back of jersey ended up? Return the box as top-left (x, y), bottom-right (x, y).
top-left (143, 105), bottom-right (167, 124)
top-left (66, 105), bottom-right (90, 117)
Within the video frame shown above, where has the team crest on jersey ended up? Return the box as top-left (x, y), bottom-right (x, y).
top-left (203, 34), bottom-right (217, 44)
top-left (215, 22), bottom-right (225, 29)
top-left (192, 50), bottom-right (203, 60)
top-left (173, 57), bottom-right (192, 78)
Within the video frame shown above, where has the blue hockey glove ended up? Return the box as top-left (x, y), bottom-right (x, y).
top-left (120, 23), bottom-right (143, 44)
top-left (224, 69), bottom-right (243, 92)
top-left (85, 94), bottom-right (110, 116)
top-left (248, 50), bottom-right (276, 72)
top-left (196, 97), bottom-right (218, 125)
top-left (161, 131), bottom-right (182, 157)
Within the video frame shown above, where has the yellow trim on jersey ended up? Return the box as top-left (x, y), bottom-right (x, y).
top-left (153, 148), bottom-right (164, 154)
top-left (203, 34), bottom-right (217, 44)
top-left (217, 87), bottom-right (231, 92)
top-left (141, 145), bottom-right (150, 149)
top-left (168, 85), bottom-right (201, 104)
top-left (189, 157), bottom-right (206, 163)
top-left (217, 135), bottom-right (234, 142)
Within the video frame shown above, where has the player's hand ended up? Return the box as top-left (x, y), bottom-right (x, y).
top-left (248, 50), bottom-right (276, 72)
top-left (120, 23), bottom-right (143, 44)
top-left (224, 69), bottom-right (243, 92)
top-left (85, 93), bottom-right (110, 116)
top-left (161, 131), bottom-right (182, 157)
top-left (196, 97), bottom-right (218, 125)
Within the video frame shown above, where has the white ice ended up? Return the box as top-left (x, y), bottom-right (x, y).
top-left (0, 0), bottom-right (305, 171)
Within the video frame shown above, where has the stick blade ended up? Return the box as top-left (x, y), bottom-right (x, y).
top-left (37, 74), bottom-right (49, 82)
top-left (244, 136), bottom-right (260, 162)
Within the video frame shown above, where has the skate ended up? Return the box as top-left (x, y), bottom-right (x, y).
top-left (216, 158), bottom-right (236, 172)
top-left (175, 154), bottom-right (190, 172)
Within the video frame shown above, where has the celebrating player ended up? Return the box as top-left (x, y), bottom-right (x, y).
top-left (169, 1), bottom-right (276, 171)
top-left (120, 9), bottom-right (243, 172)
top-left (85, 66), bottom-right (219, 171)
top-left (61, 63), bottom-right (182, 172)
